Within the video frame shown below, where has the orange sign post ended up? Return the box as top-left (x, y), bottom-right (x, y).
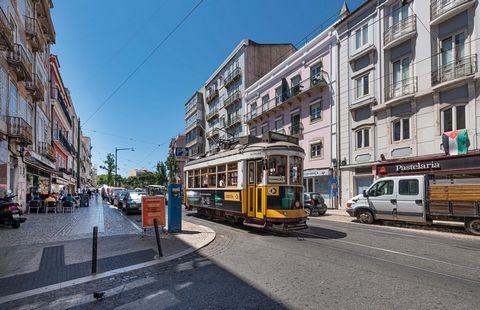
top-left (141, 196), bottom-right (165, 228)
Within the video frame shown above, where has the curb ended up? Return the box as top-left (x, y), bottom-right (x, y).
top-left (0, 224), bottom-right (216, 305)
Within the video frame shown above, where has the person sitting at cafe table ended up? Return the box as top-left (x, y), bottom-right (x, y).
top-left (45, 194), bottom-right (56, 204)
top-left (62, 193), bottom-right (76, 207)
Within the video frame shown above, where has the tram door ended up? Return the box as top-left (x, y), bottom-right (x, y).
top-left (247, 160), bottom-right (264, 219)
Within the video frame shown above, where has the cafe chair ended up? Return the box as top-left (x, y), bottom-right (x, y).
top-left (28, 200), bottom-right (41, 214)
top-left (62, 201), bottom-right (74, 213)
top-left (45, 201), bottom-right (57, 213)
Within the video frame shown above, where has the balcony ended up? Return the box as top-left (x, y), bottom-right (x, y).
top-left (185, 136), bottom-right (204, 148)
top-left (24, 15), bottom-right (45, 52)
top-left (5, 116), bottom-right (33, 145)
top-left (54, 131), bottom-right (74, 154)
top-left (207, 127), bottom-right (219, 139)
top-left (7, 44), bottom-right (33, 82)
top-left (384, 15), bottom-right (416, 50)
top-left (224, 114), bottom-right (241, 129)
top-left (430, 0), bottom-right (475, 25)
top-left (186, 119), bottom-right (202, 132)
top-left (289, 122), bottom-right (304, 136)
top-left (206, 106), bottom-right (219, 121)
top-left (205, 89), bottom-right (219, 103)
top-left (0, 7), bottom-right (14, 51)
top-left (223, 67), bottom-right (241, 88)
top-left (432, 55), bottom-right (477, 89)
top-left (26, 73), bottom-right (45, 101)
top-left (51, 87), bottom-right (73, 126)
top-left (223, 90), bottom-right (242, 109)
top-left (385, 76), bottom-right (417, 106)
top-left (245, 73), bottom-right (328, 124)
top-left (37, 141), bottom-right (56, 162)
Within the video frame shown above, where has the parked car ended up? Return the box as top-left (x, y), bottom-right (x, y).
top-left (114, 190), bottom-right (129, 208)
top-left (346, 175), bottom-right (480, 235)
top-left (303, 192), bottom-right (327, 216)
top-left (108, 188), bottom-right (124, 205)
top-left (122, 191), bottom-right (147, 214)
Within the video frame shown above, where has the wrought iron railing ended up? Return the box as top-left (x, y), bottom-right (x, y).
top-left (51, 87), bottom-right (73, 126)
top-left (223, 90), bottom-right (242, 108)
top-left (0, 7), bottom-right (13, 50)
top-left (5, 116), bottom-right (33, 144)
top-left (223, 67), bottom-right (241, 87)
top-left (225, 114), bottom-right (241, 128)
top-left (7, 44), bottom-right (33, 80)
top-left (206, 106), bottom-right (219, 120)
top-left (385, 76), bottom-right (417, 102)
top-left (289, 122), bottom-right (304, 136)
top-left (205, 89), bottom-right (219, 103)
top-left (432, 54), bottom-right (477, 86)
top-left (384, 15), bottom-right (416, 47)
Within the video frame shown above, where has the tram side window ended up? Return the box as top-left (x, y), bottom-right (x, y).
top-left (290, 156), bottom-right (303, 185)
top-left (208, 167), bottom-right (216, 187)
top-left (256, 160), bottom-right (263, 184)
top-left (227, 163), bottom-right (238, 187)
top-left (188, 172), bottom-right (194, 189)
top-left (194, 170), bottom-right (201, 188)
top-left (268, 155), bottom-right (287, 183)
top-left (217, 164), bottom-right (226, 188)
top-left (201, 168), bottom-right (208, 188)
top-left (248, 162), bottom-right (255, 185)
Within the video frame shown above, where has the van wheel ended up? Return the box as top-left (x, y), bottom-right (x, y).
top-left (465, 219), bottom-right (480, 236)
top-left (357, 210), bottom-right (374, 224)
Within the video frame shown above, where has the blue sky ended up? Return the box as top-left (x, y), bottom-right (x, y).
top-left (51, 0), bottom-right (363, 176)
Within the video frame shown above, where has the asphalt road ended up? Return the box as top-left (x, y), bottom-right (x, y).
top-left (5, 208), bottom-right (480, 309)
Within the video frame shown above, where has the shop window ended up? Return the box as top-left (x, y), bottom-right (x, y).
top-left (289, 156), bottom-right (303, 185)
top-left (442, 105), bottom-right (466, 132)
top-left (392, 118), bottom-right (410, 141)
top-left (268, 155), bottom-right (287, 183)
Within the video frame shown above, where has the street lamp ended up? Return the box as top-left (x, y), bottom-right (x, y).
top-left (115, 147), bottom-right (134, 186)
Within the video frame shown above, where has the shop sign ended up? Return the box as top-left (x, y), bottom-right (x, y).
top-left (304, 169), bottom-right (331, 178)
top-left (376, 152), bottom-right (480, 175)
top-left (141, 196), bottom-right (165, 228)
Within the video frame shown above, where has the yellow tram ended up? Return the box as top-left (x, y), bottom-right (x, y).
top-left (184, 132), bottom-right (307, 230)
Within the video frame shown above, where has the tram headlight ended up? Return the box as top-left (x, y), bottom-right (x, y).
top-left (283, 212), bottom-right (288, 216)
top-left (294, 200), bottom-right (300, 208)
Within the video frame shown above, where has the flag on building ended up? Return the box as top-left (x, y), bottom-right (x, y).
top-left (442, 129), bottom-right (469, 156)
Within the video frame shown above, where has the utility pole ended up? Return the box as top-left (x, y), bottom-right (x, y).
top-left (77, 118), bottom-right (81, 190)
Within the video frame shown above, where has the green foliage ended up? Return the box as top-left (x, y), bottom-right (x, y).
top-left (166, 153), bottom-right (178, 182)
top-left (96, 174), bottom-right (109, 186)
top-left (99, 153), bottom-right (116, 186)
top-left (156, 161), bottom-right (168, 185)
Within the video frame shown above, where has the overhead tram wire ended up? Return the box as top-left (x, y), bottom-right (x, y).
top-left (82, 0), bottom-right (205, 127)
top-left (83, 128), bottom-right (164, 146)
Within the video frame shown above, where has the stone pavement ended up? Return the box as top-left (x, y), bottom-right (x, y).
top-left (0, 198), bottom-right (215, 302)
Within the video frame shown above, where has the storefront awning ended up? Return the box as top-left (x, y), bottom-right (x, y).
top-left (24, 156), bottom-right (57, 176)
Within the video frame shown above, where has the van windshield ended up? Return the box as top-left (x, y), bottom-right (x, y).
top-left (368, 180), bottom-right (394, 197)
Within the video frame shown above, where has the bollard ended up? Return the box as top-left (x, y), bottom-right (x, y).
top-left (153, 218), bottom-right (163, 257)
top-left (92, 226), bottom-right (98, 274)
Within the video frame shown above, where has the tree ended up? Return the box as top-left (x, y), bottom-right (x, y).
top-left (96, 174), bottom-right (109, 186)
top-left (166, 153), bottom-right (178, 183)
top-left (99, 153), bottom-right (116, 186)
top-left (156, 161), bottom-right (168, 185)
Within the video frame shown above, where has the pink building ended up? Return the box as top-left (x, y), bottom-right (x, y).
top-left (244, 25), bottom-right (338, 207)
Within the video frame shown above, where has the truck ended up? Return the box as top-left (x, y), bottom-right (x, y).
top-left (345, 174), bottom-right (480, 235)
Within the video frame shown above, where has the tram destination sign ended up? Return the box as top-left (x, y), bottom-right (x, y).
top-left (376, 152), bottom-right (480, 176)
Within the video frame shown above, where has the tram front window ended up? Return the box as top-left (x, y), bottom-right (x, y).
top-left (290, 156), bottom-right (303, 185)
top-left (267, 186), bottom-right (303, 210)
top-left (268, 155), bottom-right (287, 183)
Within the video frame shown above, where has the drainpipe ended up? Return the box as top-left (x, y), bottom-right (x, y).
top-left (335, 38), bottom-right (341, 209)
top-left (77, 118), bottom-right (81, 190)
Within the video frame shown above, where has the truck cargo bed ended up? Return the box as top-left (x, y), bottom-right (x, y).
top-left (428, 185), bottom-right (480, 218)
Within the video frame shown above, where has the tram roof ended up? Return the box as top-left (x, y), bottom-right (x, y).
top-left (185, 140), bottom-right (304, 169)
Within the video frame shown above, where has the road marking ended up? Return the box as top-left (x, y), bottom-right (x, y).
top-left (298, 230), bottom-right (480, 271)
top-left (41, 277), bottom-right (157, 310)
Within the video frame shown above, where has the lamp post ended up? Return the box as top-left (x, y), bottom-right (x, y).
top-left (115, 147), bottom-right (134, 186)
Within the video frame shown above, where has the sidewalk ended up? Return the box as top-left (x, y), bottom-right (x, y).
top-left (0, 198), bottom-right (215, 300)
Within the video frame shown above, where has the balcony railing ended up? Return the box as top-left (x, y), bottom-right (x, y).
top-left (385, 76), bottom-right (417, 103)
top-left (24, 15), bottom-right (45, 52)
top-left (245, 73), bottom-right (327, 123)
top-left (51, 87), bottom-right (73, 126)
top-left (206, 106), bottom-right (219, 121)
top-left (223, 67), bottom-right (241, 88)
top-left (26, 73), bottom-right (45, 101)
top-left (432, 54), bottom-right (477, 86)
top-left (384, 15), bottom-right (416, 48)
top-left (431, 0), bottom-right (474, 22)
top-left (37, 141), bottom-right (55, 161)
top-left (5, 116), bottom-right (33, 145)
top-left (207, 127), bottom-right (219, 139)
top-left (7, 44), bottom-right (33, 81)
top-left (289, 122), bottom-right (304, 136)
top-left (225, 114), bottom-right (241, 128)
top-left (205, 89), bottom-right (219, 103)
top-left (186, 119), bottom-right (201, 131)
top-left (0, 7), bottom-right (13, 51)
top-left (223, 90), bottom-right (242, 109)
top-left (54, 131), bottom-right (74, 154)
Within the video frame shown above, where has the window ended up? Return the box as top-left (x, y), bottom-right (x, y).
top-left (261, 122), bottom-right (269, 134)
top-left (261, 95), bottom-right (269, 112)
top-left (368, 180), bottom-right (394, 197)
top-left (441, 32), bottom-right (465, 67)
top-left (310, 141), bottom-right (323, 158)
top-left (248, 162), bottom-right (255, 185)
top-left (392, 118), bottom-right (410, 141)
top-left (256, 160), bottom-right (263, 184)
top-left (217, 164), bottom-right (226, 187)
top-left (289, 156), bottom-right (303, 185)
top-left (290, 112), bottom-right (301, 135)
top-left (227, 163), bottom-right (238, 187)
top-left (399, 179), bottom-right (419, 195)
top-left (0, 67), bottom-right (7, 116)
top-left (355, 74), bottom-right (370, 99)
top-left (250, 126), bottom-right (257, 137)
top-left (9, 82), bottom-right (17, 116)
top-left (310, 101), bottom-right (321, 121)
top-left (392, 56), bottom-right (410, 86)
top-left (310, 63), bottom-right (322, 79)
top-left (291, 75), bottom-right (301, 96)
top-left (391, 2), bottom-right (409, 26)
top-left (356, 128), bottom-right (370, 149)
top-left (355, 24), bottom-right (368, 49)
top-left (250, 103), bottom-right (257, 117)
top-left (268, 155), bottom-right (287, 183)
top-left (274, 116), bottom-right (283, 132)
top-left (275, 86), bottom-right (283, 104)
top-left (442, 105), bottom-right (466, 132)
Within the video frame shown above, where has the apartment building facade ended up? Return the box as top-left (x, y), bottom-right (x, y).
top-left (244, 26), bottom-right (339, 207)
top-left (184, 90), bottom-right (205, 157)
top-left (336, 0), bottom-right (480, 207)
top-left (203, 39), bottom-right (296, 153)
